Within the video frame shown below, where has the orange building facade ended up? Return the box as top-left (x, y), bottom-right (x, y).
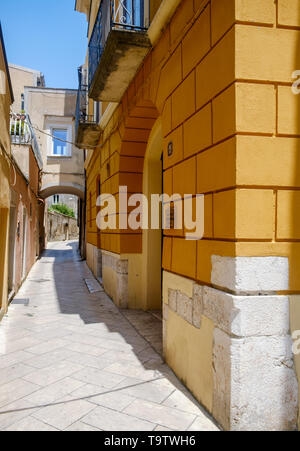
top-left (0, 24), bottom-right (14, 320)
top-left (76, 0), bottom-right (300, 430)
top-left (8, 143), bottom-right (42, 298)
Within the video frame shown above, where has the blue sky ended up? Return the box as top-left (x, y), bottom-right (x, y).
top-left (0, 0), bottom-right (88, 89)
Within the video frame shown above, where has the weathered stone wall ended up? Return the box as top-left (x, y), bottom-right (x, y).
top-left (47, 211), bottom-right (79, 242)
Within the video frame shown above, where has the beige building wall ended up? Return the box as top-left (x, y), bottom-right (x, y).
top-left (24, 87), bottom-right (85, 200)
top-left (8, 64), bottom-right (85, 201)
top-left (9, 64), bottom-right (44, 112)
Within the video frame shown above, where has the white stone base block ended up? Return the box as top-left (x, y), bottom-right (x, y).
top-left (102, 251), bottom-right (128, 309)
top-left (203, 287), bottom-right (290, 338)
top-left (213, 329), bottom-right (298, 431)
top-left (86, 243), bottom-right (102, 280)
top-left (211, 255), bottom-right (289, 294)
top-left (210, 255), bottom-right (298, 431)
top-left (163, 259), bottom-right (299, 431)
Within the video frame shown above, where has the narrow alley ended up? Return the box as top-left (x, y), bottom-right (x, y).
top-left (0, 241), bottom-right (219, 431)
top-left (1, 0), bottom-right (300, 433)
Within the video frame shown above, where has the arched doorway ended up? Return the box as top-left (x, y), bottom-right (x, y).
top-left (45, 193), bottom-right (80, 243)
top-left (96, 175), bottom-right (102, 282)
top-left (141, 118), bottom-right (163, 312)
top-left (39, 184), bottom-right (85, 257)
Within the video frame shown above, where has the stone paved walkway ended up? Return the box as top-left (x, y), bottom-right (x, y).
top-left (0, 241), bottom-right (219, 431)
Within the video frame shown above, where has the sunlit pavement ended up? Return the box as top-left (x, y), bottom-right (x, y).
top-left (0, 241), bottom-right (219, 431)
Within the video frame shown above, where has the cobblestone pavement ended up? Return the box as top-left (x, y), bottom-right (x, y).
top-left (0, 241), bottom-right (219, 431)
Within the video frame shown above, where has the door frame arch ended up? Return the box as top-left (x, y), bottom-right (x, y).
top-left (141, 117), bottom-right (163, 311)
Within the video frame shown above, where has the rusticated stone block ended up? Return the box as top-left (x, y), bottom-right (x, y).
top-left (168, 289), bottom-right (178, 312)
top-left (203, 286), bottom-right (290, 338)
top-left (177, 291), bottom-right (193, 325)
top-left (213, 328), bottom-right (298, 431)
top-left (211, 255), bottom-right (289, 293)
top-left (192, 284), bottom-right (203, 328)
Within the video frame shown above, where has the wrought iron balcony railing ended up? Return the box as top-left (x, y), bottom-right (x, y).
top-left (75, 87), bottom-right (99, 133)
top-left (88, 0), bottom-right (148, 93)
top-left (10, 113), bottom-right (31, 145)
top-left (9, 113), bottom-right (43, 169)
top-left (75, 85), bottom-right (101, 149)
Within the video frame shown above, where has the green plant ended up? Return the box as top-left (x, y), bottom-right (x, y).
top-left (49, 203), bottom-right (75, 218)
top-left (10, 121), bottom-right (25, 136)
top-left (10, 113), bottom-right (29, 136)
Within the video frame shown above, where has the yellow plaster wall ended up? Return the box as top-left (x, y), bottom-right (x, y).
top-left (232, 0), bottom-right (300, 425)
top-left (86, 148), bottom-right (100, 247)
top-left (83, 0), bottom-right (300, 289)
top-left (85, 0), bottom-right (300, 290)
top-left (165, 309), bottom-right (214, 413)
top-left (126, 254), bottom-right (143, 309)
top-left (88, 0), bottom-right (299, 289)
top-left (163, 270), bottom-right (194, 301)
top-left (149, 0), bottom-right (163, 22)
top-left (163, 270), bottom-right (214, 412)
top-left (84, 0), bottom-right (300, 424)
top-left (140, 118), bottom-right (163, 311)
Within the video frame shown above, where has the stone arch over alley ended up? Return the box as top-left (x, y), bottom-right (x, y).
top-left (40, 182), bottom-right (85, 201)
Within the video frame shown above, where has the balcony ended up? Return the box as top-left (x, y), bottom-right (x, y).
top-left (88, 0), bottom-right (151, 102)
top-left (10, 113), bottom-right (43, 177)
top-left (75, 86), bottom-right (101, 150)
top-left (10, 113), bottom-right (31, 145)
